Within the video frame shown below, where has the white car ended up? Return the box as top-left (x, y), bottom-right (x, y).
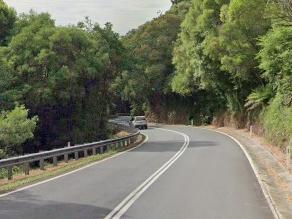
top-left (131, 116), bottom-right (148, 129)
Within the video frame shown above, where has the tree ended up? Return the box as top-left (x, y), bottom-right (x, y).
top-left (172, 0), bottom-right (230, 93)
top-left (0, 57), bottom-right (20, 109)
top-left (0, 0), bottom-right (16, 45)
top-left (172, 0), bottom-right (272, 116)
top-left (4, 13), bottom-right (125, 151)
top-left (0, 0), bottom-right (16, 44)
top-left (114, 1), bottom-right (191, 118)
top-left (172, 0), bottom-right (232, 117)
top-left (218, 0), bottom-right (271, 112)
top-left (258, 25), bottom-right (292, 107)
top-left (0, 105), bottom-right (38, 157)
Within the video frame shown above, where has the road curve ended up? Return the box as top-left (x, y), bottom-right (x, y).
top-left (0, 125), bottom-right (274, 219)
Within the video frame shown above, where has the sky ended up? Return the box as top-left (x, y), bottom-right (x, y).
top-left (5, 0), bottom-right (172, 35)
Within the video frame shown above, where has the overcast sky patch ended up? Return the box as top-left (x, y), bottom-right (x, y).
top-left (5, 0), bottom-right (171, 35)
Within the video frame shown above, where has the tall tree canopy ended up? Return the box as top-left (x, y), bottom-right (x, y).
top-left (1, 11), bottom-right (126, 155)
top-left (113, 0), bottom-right (192, 119)
top-left (0, 0), bottom-right (291, 156)
top-left (0, 0), bottom-right (16, 45)
top-left (172, 0), bottom-right (272, 113)
top-left (171, 0), bottom-right (290, 146)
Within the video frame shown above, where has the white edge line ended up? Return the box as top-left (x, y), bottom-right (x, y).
top-left (105, 128), bottom-right (190, 219)
top-left (204, 128), bottom-right (282, 219)
top-left (0, 134), bottom-right (149, 199)
top-left (2, 126), bottom-right (278, 218)
top-left (114, 140), bottom-right (188, 219)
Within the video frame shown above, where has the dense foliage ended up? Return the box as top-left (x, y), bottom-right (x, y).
top-left (0, 1), bottom-right (126, 157)
top-left (257, 24), bottom-right (292, 146)
top-left (0, 0), bottom-right (16, 45)
top-left (113, 0), bottom-right (198, 122)
top-left (0, 0), bottom-right (291, 157)
top-left (116, 0), bottom-right (291, 147)
top-left (171, 0), bottom-right (291, 147)
top-left (0, 105), bottom-right (37, 158)
top-left (173, 0), bottom-right (272, 114)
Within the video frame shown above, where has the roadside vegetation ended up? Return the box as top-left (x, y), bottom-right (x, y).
top-left (170, 0), bottom-right (292, 148)
top-left (0, 0), bottom-right (127, 157)
top-left (116, 0), bottom-right (292, 149)
top-left (0, 0), bottom-right (291, 159)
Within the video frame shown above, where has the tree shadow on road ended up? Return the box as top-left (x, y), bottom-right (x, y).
top-left (130, 140), bottom-right (218, 153)
top-left (0, 190), bottom-right (111, 219)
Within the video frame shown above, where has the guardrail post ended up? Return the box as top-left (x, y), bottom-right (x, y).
top-left (64, 153), bottom-right (69, 163)
top-left (40, 159), bottom-right (45, 170)
top-left (7, 166), bottom-right (13, 180)
top-left (53, 156), bottom-right (58, 166)
top-left (287, 139), bottom-right (292, 168)
top-left (84, 149), bottom-right (88, 157)
top-left (249, 125), bottom-right (253, 136)
top-left (75, 151), bottom-right (79, 160)
top-left (92, 148), bottom-right (97, 155)
top-left (24, 163), bottom-right (30, 175)
top-left (100, 147), bottom-right (104, 154)
top-left (116, 142), bottom-right (119, 149)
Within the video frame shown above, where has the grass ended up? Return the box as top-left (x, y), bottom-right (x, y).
top-left (0, 134), bottom-right (144, 194)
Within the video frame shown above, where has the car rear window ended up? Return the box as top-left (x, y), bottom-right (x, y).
top-left (135, 117), bottom-right (146, 121)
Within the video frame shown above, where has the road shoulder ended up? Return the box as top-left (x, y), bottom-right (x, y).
top-left (209, 127), bottom-right (292, 219)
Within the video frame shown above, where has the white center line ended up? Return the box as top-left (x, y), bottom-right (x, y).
top-left (104, 128), bottom-right (190, 219)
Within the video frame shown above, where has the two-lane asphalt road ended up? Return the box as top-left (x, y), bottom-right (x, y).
top-left (0, 125), bottom-right (274, 219)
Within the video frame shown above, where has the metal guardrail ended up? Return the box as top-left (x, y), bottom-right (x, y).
top-left (0, 123), bottom-right (140, 180)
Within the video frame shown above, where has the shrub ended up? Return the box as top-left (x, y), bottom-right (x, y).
top-left (262, 94), bottom-right (292, 149)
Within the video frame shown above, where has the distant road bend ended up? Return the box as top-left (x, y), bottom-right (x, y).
top-left (0, 123), bottom-right (274, 219)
